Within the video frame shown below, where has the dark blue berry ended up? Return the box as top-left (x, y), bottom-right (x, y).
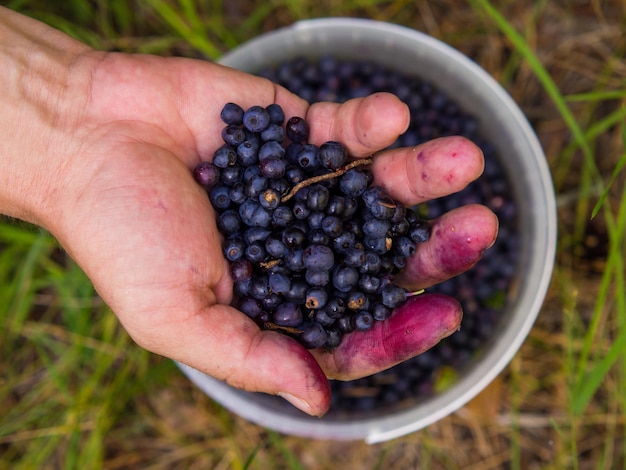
top-left (410, 220), bottom-right (431, 243)
top-left (269, 270), bottom-right (291, 294)
top-left (305, 288), bottom-right (328, 309)
top-left (319, 141), bottom-right (348, 170)
top-left (230, 259), bottom-right (253, 282)
top-left (243, 105), bottom-right (271, 133)
top-left (265, 235), bottom-right (288, 259)
top-left (297, 144), bottom-right (320, 171)
top-left (212, 145), bottom-right (237, 168)
top-left (259, 156), bottom-right (287, 179)
top-left (258, 140), bottom-right (285, 162)
top-left (221, 125), bottom-right (246, 146)
top-left (266, 103), bottom-right (285, 125)
top-left (339, 169), bottom-right (369, 196)
top-left (353, 311), bottom-right (374, 331)
top-left (306, 184), bottom-right (330, 211)
top-left (223, 235), bottom-right (245, 262)
top-left (220, 102), bottom-right (244, 125)
top-left (273, 302), bottom-right (303, 327)
top-left (244, 242), bottom-right (266, 264)
top-left (208, 185), bottom-right (231, 210)
top-left (286, 116), bottom-right (309, 143)
top-left (193, 161), bottom-right (220, 189)
top-left (303, 244), bottom-right (335, 272)
top-left (259, 188), bottom-right (281, 210)
top-left (299, 322), bottom-right (328, 349)
top-left (261, 123), bottom-right (285, 142)
top-left (332, 265), bottom-right (359, 292)
top-left (381, 285), bottom-right (407, 309)
top-left (239, 200), bottom-right (271, 227)
top-left (217, 209), bottom-right (241, 235)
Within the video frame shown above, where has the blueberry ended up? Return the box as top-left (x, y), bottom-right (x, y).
top-left (220, 165), bottom-right (242, 186)
top-left (245, 175), bottom-right (268, 199)
top-left (244, 242), bottom-right (266, 264)
top-left (344, 246), bottom-right (365, 268)
top-left (353, 311), bottom-right (374, 332)
top-left (230, 259), bottom-right (253, 282)
top-left (223, 234), bottom-right (245, 262)
top-left (220, 102), bottom-right (244, 125)
top-left (229, 182), bottom-right (247, 205)
top-left (395, 236), bottom-right (417, 258)
top-left (324, 298), bottom-right (346, 319)
top-left (339, 169), bottom-right (369, 197)
top-left (363, 218), bottom-right (391, 238)
top-left (269, 270), bottom-right (291, 294)
top-left (297, 144), bottom-right (320, 171)
top-left (303, 244), bottom-right (335, 272)
top-left (306, 211), bottom-right (326, 230)
top-left (250, 275), bottom-right (271, 301)
top-left (358, 274), bottom-right (382, 294)
top-left (221, 125), bottom-right (246, 146)
top-left (319, 141), bottom-right (348, 170)
top-left (212, 145), bottom-right (238, 169)
top-left (381, 285), bottom-right (407, 309)
top-left (284, 248), bottom-right (305, 272)
top-left (299, 322), bottom-right (328, 349)
top-left (332, 231), bottom-right (355, 254)
top-left (217, 209), bottom-right (241, 235)
top-left (266, 103), bottom-right (285, 125)
top-left (239, 200), bottom-right (271, 227)
top-left (238, 297), bottom-right (263, 319)
top-left (306, 184), bottom-right (330, 211)
top-left (265, 235), bottom-right (288, 259)
top-left (286, 116), bottom-right (310, 142)
top-left (258, 140), bottom-right (285, 162)
top-left (261, 123), bottom-right (285, 143)
top-left (193, 161), bottom-right (220, 189)
top-left (305, 268), bottom-right (330, 287)
top-left (346, 291), bottom-right (368, 311)
top-left (410, 220), bottom-right (431, 243)
top-left (272, 205), bottom-right (294, 227)
top-left (321, 215), bottom-right (344, 238)
top-left (371, 302), bottom-right (392, 321)
top-left (273, 302), bottom-right (303, 327)
top-left (305, 288), bottom-right (328, 309)
top-left (332, 265), bottom-right (359, 292)
top-left (243, 105), bottom-right (271, 133)
top-left (259, 156), bottom-right (287, 179)
top-left (243, 227), bottom-right (272, 245)
top-left (259, 188), bottom-right (281, 210)
top-left (237, 140), bottom-right (259, 166)
top-left (208, 185), bottom-right (231, 210)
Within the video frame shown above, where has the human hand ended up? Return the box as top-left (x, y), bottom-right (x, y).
top-left (1, 8), bottom-right (497, 416)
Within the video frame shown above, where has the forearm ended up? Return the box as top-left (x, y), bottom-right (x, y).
top-left (0, 7), bottom-right (92, 227)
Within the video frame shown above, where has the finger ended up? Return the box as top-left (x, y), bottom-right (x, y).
top-left (300, 92), bottom-right (410, 157)
top-left (312, 293), bottom-right (462, 380)
top-left (396, 204), bottom-right (499, 290)
top-left (370, 136), bottom-right (485, 205)
top-left (135, 303), bottom-right (332, 417)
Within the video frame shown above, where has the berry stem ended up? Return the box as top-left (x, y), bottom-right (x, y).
top-left (281, 156), bottom-right (374, 202)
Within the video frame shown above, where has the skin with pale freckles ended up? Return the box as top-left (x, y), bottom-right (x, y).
top-left (0, 6), bottom-right (498, 417)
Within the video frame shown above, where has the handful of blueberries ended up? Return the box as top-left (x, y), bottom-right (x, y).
top-left (193, 102), bottom-right (431, 350)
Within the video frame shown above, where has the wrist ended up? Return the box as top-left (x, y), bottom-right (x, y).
top-left (0, 7), bottom-right (95, 228)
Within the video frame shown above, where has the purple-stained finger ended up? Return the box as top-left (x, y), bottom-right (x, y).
top-left (313, 293), bottom-right (462, 381)
top-left (396, 204), bottom-right (499, 290)
top-left (370, 136), bottom-right (485, 205)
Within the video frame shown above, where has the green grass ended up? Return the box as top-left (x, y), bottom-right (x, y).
top-left (2, 1), bottom-right (626, 468)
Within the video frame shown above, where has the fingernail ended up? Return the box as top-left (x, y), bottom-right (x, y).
top-left (277, 392), bottom-right (315, 416)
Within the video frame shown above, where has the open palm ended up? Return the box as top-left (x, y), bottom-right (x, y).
top-left (48, 52), bottom-right (498, 416)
